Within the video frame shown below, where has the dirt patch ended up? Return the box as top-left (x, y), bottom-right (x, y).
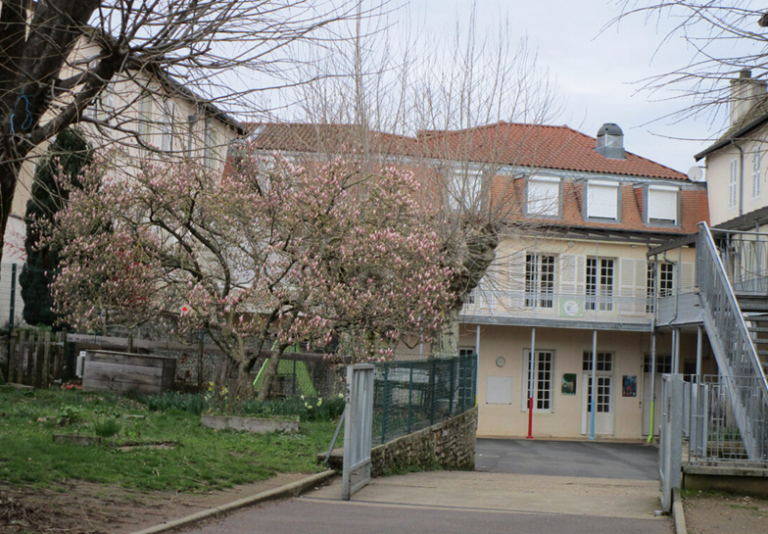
top-left (0, 472), bottom-right (312, 534)
top-left (684, 492), bottom-right (768, 534)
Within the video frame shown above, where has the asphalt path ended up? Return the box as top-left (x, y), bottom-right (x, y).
top-left (181, 439), bottom-right (671, 534)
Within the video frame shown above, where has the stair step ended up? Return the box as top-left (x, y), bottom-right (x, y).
top-left (756, 350), bottom-right (768, 356)
top-left (747, 327), bottom-right (768, 333)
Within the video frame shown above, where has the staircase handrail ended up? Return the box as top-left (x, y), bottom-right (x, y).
top-left (697, 222), bottom-right (768, 391)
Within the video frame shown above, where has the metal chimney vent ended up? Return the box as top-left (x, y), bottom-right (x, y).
top-left (596, 123), bottom-right (625, 160)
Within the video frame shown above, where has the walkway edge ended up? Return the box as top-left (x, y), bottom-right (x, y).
top-left (672, 488), bottom-right (687, 534)
top-left (128, 470), bottom-right (337, 534)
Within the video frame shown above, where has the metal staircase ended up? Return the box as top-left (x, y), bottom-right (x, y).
top-left (695, 223), bottom-right (768, 461)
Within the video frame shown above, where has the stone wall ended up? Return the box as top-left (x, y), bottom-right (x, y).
top-left (369, 407), bottom-right (478, 476)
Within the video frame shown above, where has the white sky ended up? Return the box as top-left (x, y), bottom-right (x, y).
top-left (411, 0), bottom-right (721, 176)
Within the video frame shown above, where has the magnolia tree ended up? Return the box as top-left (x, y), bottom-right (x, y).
top-left (47, 144), bottom-right (454, 398)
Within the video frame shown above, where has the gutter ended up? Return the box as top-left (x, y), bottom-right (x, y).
top-left (695, 112), bottom-right (768, 161)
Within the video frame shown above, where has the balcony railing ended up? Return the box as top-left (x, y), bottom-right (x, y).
top-left (462, 289), bottom-right (652, 324)
top-left (710, 227), bottom-right (768, 296)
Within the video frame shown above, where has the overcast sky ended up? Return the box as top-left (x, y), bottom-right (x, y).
top-left (411, 0), bottom-right (720, 176)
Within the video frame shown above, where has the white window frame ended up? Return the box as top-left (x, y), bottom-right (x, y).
top-left (647, 185), bottom-right (679, 224)
top-left (753, 151), bottom-right (761, 199)
top-left (525, 253), bottom-right (556, 309)
top-left (585, 180), bottom-right (619, 220)
top-left (522, 350), bottom-right (555, 413)
top-left (447, 170), bottom-right (483, 210)
top-left (526, 175), bottom-right (560, 218)
top-left (729, 158), bottom-right (739, 209)
top-left (586, 257), bottom-right (615, 311)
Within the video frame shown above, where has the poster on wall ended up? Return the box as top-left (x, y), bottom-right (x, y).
top-left (561, 373), bottom-right (577, 395)
top-left (622, 375), bottom-right (637, 397)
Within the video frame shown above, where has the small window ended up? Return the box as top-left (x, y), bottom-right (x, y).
top-left (160, 100), bottom-right (175, 152)
top-left (447, 171), bottom-right (483, 210)
top-left (586, 180), bottom-right (619, 220)
top-left (753, 151), bottom-right (761, 199)
top-left (526, 176), bottom-right (560, 217)
top-left (138, 92), bottom-right (152, 144)
top-left (647, 185), bottom-right (678, 224)
top-left (583, 352), bottom-right (613, 372)
top-left (729, 159), bottom-right (738, 209)
top-left (523, 350), bottom-right (554, 412)
top-left (204, 116), bottom-right (218, 168)
top-left (644, 354), bottom-right (672, 374)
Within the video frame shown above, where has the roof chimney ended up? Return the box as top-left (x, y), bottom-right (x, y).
top-left (595, 123), bottom-right (625, 160)
top-left (729, 69), bottom-right (767, 127)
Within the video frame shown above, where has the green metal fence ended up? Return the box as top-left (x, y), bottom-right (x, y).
top-left (372, 354), bottom-right (477, 446)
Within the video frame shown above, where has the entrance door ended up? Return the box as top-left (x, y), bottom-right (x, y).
top-left (581, 374), bottom-right (614, 435)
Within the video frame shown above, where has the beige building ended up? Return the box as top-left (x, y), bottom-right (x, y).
top-left (2, 36), bottom-right (245, 327)
top-left (447, 123), bottom-right (710, 440)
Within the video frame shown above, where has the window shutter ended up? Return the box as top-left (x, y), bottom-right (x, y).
top-left (509, 252), bottom-right (527, 309)
top-left (681, 262), bottom-right (694, 292)
top-left (648, 186), bottom-right (678, 223)
top-left (587, 181), bottom-right (619, 219)
top-left (559, 254), bottom-right (585, 295)
top-left (527, 177), bottom-right (560, 217)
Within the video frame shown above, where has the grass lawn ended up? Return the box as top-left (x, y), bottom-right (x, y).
top-left (0, 387), bottom-right (340, 493)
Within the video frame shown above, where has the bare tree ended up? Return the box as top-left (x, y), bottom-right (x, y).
top-left (0, 0), bottom-right (364, 265)
top-left (614, 1), bottom-right (768, 126)
top-left (264, 3), bottom-right (562, 357)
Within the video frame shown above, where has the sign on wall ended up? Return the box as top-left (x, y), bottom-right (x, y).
top-left (558, 298), bottom-right (585, 318)
top-left (622, 375), bottom-right (637, 397)
top-left (561, 373), bottom-right (577, 395)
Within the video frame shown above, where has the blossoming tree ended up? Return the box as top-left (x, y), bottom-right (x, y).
top-left (48, 144), bottom-right (454, 398)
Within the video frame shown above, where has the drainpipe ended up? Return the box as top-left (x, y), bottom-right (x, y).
top-left (731, 140), bottom-right (745, 217)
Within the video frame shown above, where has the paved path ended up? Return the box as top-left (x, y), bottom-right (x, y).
top-left (476, 438), bottom-right (660, 479)
top-left (182, 440), bottom-right (671, 534)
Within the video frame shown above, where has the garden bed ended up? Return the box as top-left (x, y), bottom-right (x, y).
top-left (0, 387), bottom-right (343, 533)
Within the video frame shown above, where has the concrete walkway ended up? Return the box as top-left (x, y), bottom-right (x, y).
top-left (182, 440), bottom-right (671, 534)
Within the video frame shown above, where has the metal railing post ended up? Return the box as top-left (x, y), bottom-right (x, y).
top-left (407, 361), bottom-right (413, 434)
top-left (381, 362), bottom-right (389, 444)
top-left (430, 358), bottom-right (437, 426)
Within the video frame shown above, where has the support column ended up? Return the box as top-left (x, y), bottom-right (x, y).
top-left (647, 332), bottom-right (657, 443)
top-left (590, 330), bottom-right (597, 441)
top-left (527, 327), bottom-right (535, 440)
top-left (695, 326), bottom-right (703, 382)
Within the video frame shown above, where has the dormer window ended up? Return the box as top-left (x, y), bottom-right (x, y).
top-left (647, 185), bottom-right (679, 225)
top-left (585, 180), bottom-right (620, 221)
top-left (525, 175), bottom-right (561, 218)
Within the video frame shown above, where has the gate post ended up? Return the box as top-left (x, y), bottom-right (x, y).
top-left (342, 363), bottom-right (375, 500)
top-left (659, 374), bottom-right (684, 513)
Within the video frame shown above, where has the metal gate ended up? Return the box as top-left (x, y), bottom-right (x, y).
top-left (342, 363), bottom-right (375, 500)
top-left (659, 374), bottom-right (683, 513)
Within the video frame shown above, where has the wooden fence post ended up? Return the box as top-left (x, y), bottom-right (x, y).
top-left (19, 330), bottom-right (28, 385)
top-left (35, 330), bottom-right (44, 388)
top-left (43, 331), bottom-right (51, 387)
top-left (53, 332), bottom-right (63, 382)
top-left (8, 331), bottom-right (17, 383)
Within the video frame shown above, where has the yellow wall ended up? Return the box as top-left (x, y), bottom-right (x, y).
top-left (460, 324), bottom-right (703, 439)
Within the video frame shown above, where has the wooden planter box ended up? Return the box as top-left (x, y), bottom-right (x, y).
top-left (82, 350), bottom-right (176, 394)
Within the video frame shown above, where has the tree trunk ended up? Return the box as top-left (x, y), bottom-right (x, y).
top-left (431, 306), bottom-right (461, 358)
top-left (0, 157), bottom-right (23, 266)
top-left (257, 343), bottom-right (287, 401)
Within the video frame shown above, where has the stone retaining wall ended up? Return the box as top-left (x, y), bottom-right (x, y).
top-left (323, 407), bottom-right (478, 475)
top-left (371, 407), bottom-right (477, 476)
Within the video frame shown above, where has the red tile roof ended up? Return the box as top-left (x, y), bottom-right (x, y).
top-left (419, 122), bottom-right (688, 180)
top-left (248, 121), bottom-right (687, 180)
